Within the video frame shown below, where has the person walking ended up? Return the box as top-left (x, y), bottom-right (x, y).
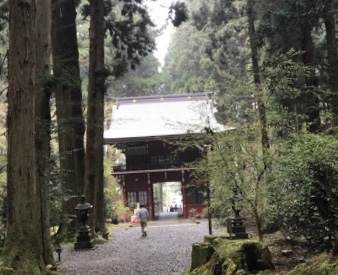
top-left (136, 204), bottom-right (149, 237)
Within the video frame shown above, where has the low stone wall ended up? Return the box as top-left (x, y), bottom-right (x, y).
top-left (188, 236), bottom-right (274, 275)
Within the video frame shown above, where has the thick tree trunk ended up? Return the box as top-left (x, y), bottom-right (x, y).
top-left (324, 13), bottom-right (338, 126)
top-left (6, 0), bottom-right (53, 272)
top-left (85, 0), bottom-right (106, 234)
top-left (51, 0), bottom-right (85, 199)
top-left (247, 0), bottom-right (270, 153)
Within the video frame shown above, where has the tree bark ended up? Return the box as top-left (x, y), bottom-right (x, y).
top-left (247, 0), bottom-right (268, 242)
top-left (253, 208), bottom-right (264, 242)
top-left (247, 0), bottom-right (270, 154)
top-left (324, 13), bottom-right (338, 126)
top-left (51, 0), bottom-right (85, 199)
top-left (35, 0), bottom-right (54, 265)
top-left (6, 0), bottom-right (53, 271)
top-left (301, 23), bottom-right (321, 133)
top-left (85, 0), bottom-right (106, 234)
top-left (323, 4), bottom-right (338, 254)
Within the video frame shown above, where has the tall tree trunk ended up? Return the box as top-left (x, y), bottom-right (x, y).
top-left (323, 4), bottom-right (338, 253)
top-left (51, 0), bottom-right (85, 200)
top-left (6, 0), bottom-right (53, 271)
top-left (253, 208), bottom-right (263, 242)
top-left (247, 0), bottom-right (269, 242)
top-left (247, 0), bottom-right (270, 154)
top-left (85, 0), bottom-right (106, 234)
top-left (35, 0), bottom-right (54, 265)
top-left (301, 24), bottom-right (321, 132)
top-left (324, 13), bottom-right (338, 126)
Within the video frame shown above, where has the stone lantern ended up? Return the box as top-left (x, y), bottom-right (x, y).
top-left (74, 196), bottom-right (93, 250)
top-left (226, 189), bottom-right (249, 239)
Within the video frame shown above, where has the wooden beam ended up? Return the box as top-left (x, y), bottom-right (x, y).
top-left (112, 167), bottom-right (196, 176)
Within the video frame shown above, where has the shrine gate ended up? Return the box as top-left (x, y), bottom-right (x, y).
top-left (104, 93), bottom-right (231, 220)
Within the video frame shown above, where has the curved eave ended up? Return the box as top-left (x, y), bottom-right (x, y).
top-left (104, 127), bottom-right (235, 145)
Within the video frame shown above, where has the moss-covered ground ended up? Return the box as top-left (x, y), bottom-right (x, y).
top-left (189, 224), bottom-right (338, 274)
top-left (287, 254), bottom-right (338, 275)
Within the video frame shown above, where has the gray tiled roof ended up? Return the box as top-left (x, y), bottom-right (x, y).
top-left (104, 93), bottom-right (233, 143)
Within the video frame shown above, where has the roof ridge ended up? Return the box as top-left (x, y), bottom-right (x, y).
top-left (115, 92), bottom-right (212, 104)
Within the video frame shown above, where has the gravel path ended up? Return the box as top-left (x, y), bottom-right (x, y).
top-left (60, 220), bottom-right (208, 275)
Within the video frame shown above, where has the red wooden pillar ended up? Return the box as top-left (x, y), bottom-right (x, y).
top-left (121, 175), bottom-right (128, 206)
top-left (123, 187), bottom-right (127, 206)
top-left (181, 170), bottom-right (188, 218)
top-left (147, 173), bottom-right (154, 220)
top-left (182, 180), bottom-right (188, 219)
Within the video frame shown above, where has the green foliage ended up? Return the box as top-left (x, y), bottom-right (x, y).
top-left (163, 0), bottom-right (254, 125)
top-left (262, 50), bottom-right (310, 136)
top-left (103, 0), bottom-right (155, 75)
top-left (215, 79), bottom-right (256, 125)
top-left (106, 54), bottom-right (163, 98)
top-left (287, 253), bottom-right (338, 275)
top-left (78, 0), bottom-right (156, 97)
top-left (256, 0), bottom-right (338, 130)
top-left (103, 156), bottom-right (125, 223)
top-left (268, 134), bottom-right (338, 251)
top-left (207, 127), bottom-right (268, 230)
top-left (189, 0), bottom-right (249, 78)
top-left (163, 23), bottom-right (220, 94)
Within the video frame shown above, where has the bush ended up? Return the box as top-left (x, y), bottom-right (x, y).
top-left (267, 134), bottom-right (338, 251)
top-left (104, 157), bottom-right (126, 223)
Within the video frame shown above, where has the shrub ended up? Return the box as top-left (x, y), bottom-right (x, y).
top-left (268, 134), bottom-right (338, 251)
top-left (104, 157), bottom-right (126, 223)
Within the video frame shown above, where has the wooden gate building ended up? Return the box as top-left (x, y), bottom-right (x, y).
top-left (104, 93), bottom-right (231, 220)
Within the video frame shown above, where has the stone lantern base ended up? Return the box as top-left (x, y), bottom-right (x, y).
top-left (74, 225), bottom-right (93, 250)
top-left (226, 217), bottom-right (249, 239)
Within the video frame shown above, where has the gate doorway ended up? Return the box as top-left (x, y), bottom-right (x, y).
top-left (153, 182), bottom-right (183, 220)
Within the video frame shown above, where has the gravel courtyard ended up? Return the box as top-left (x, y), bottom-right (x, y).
top-left (60, 220), bottom-right (208, 275)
